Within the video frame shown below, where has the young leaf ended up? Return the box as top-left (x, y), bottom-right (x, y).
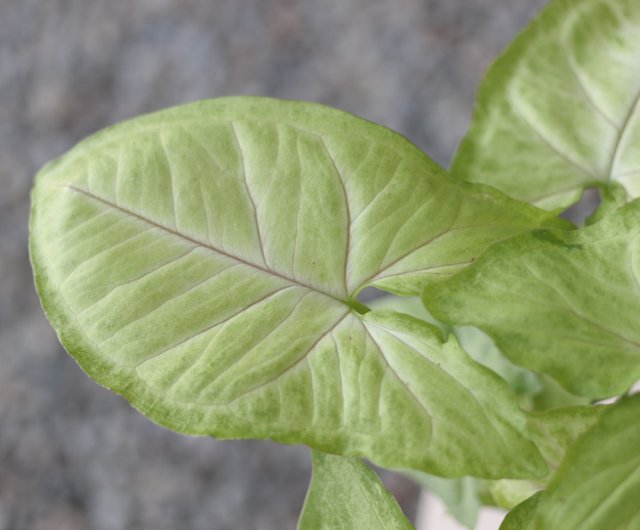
top-left (298, 451), bottom-right (413, 530)
top-left (425, 200), bottom-right (640, 398)
top-left (30, 97), bottom-right (548, 477)
top-left (499, 492), bottom-right (542, 530)
top-left (452, 0), bottom-right (640, 210)
top-left (518, 395), bottom-right (640, 530)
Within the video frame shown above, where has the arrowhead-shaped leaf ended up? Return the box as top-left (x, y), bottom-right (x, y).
top-left (30, 97), bottom-right (549, 477)
top-left (452, 0), bottom-right (640, 210)
top-left (298, 451), bottom-right (413, 530)
top-left (425, 200), bottom-right (640, 398)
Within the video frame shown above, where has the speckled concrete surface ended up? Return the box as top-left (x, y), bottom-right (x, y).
top-left (0, 1), bottom-right (546, 528)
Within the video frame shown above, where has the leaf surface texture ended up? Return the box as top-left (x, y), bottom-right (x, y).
top-left (31, 97), bottom-right (549, 476)
top-left (298, 451), bottom-right (413, 530)
top-left (426, 200), bottom-right (640, 398)
top-left (504, 396), bottom-right (640, 530)
top-left (453, 0), bottom-right (640, 210)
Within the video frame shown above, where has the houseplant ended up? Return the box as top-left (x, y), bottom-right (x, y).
top-left (30, 0), bottom-right (639, 527)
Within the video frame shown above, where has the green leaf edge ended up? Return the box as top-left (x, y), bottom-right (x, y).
top-left (451, 0), bottom-right (637, 211)
top-left (499, 491), bottom-right (542, 530)
top-left (423, 199), bottom-right (640, 398)
top-left (298, 450), bottom-right (414, 530)
top-left (524, 394), bottom-right (640, 530)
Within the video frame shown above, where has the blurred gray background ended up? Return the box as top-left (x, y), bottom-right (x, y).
top-left (0, 1), bottom-right (546, 528)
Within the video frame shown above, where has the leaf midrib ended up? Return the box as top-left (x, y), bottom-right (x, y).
top-left (64, 184), bottom-right (358, 309)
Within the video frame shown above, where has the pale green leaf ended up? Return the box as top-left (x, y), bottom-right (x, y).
top-left (369, 296), bottom-right (589, 410)
top-left (369, 296), bottom-right (542, 401)
top-left (523, 395), bottom-right (640, 530)
top-left (425, 200), bottom-right (640, 398)
top-left (529, 374), bottom-right (590, 411)
top-left (527, 405), bottom-right (605, 470)
top-left (31, 97), bottom-right (549, 477)
top-left (407, 406), bottom-right (603, 524)
top-left (452, 0), bottom-right (640, 210)
top-left (298, 451), bottom-right (413, 530)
